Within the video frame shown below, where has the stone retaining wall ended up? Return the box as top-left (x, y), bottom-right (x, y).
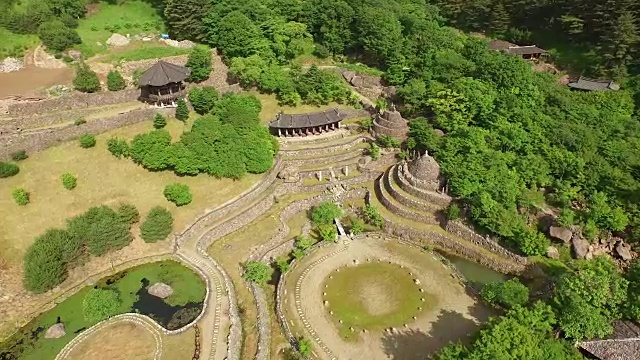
top-left (444, 220), bottom-right (527, 265)
top-left (395, 164), bottom-right (452, 207)
top-left (0, 108), bottom-right (173, 160)
top-left (288, 150), bottom-right (365, 169)
top-left (372, 121), bottom-right (408, 138)
top-left (400, 161), bottom-right (441, 193)
top-left (2, 107), bottom-right (104, 130)
top-left (375, 176), bottom-right (439, 224)
top-left (280, 136), bottom-right (370, 158)
top-left (383, 166), bottom-right (444, 213)
top-left (8, 89), bottom-right (141, 116)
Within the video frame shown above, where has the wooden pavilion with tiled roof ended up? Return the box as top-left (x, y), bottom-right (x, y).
top-left (269, 109), bottom-right (346, 137)
top-left (578, 321), bottom-right (640, 360)
top-left (138, 60), bottom-right (191, 107)
top-left (488, 39), bottom-right (549, 60)
top-left (568, 76), bottom-right (620, 92)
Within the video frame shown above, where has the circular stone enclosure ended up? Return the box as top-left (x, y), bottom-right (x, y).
top-left (323, 262), bottom-right (435, 340)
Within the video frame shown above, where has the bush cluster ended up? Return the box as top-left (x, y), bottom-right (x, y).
top-left (0, 162), bottom-right (20, 178)
top-left (10, 150), bottom-right (28, 161)
top-left (481, 278), bottom-right (530, 309)
top-left (185, 45), bottom-right (212, 83)
top-left (82, 288), bottom-right (122, 322)
top-left (23, 204), bottom-right (137, 293)
top-left (153, 113), bottom-right (167, 129)
top-left (140, 206), bottom-right (174, 242)
top-left (188, 86), bottom-right (218, 115)
top-left (106, 70), bottom-right (126, 91)
top-left (107, 137), bottom-right (130, 158)
top-left (61, 172), bottom-right (77, 190)
top-left (310, 202), bottom-right (343, 225)
top-left (363, 204), bottom-right (383, 228)
top-left (73, 65), bottom-right (100, 93)
top-left (164, 183), bottom-right (193, 206)
top-left (12, 188), bottom-right (29, 205)
top-left (79, 133), bottom-right (96, 148)
top-left (175, 99), bottom-right (189, 121)
top-left (243, 261), bottom-right (272, 285)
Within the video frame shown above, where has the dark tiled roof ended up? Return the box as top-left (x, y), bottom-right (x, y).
top-left (579, 321), bottom-right (640, 360)
top-left (269, 109), bottom-right (345, 129)
top-left (139, 60), bottom-right (191, 87)
top-left (488, 39), bottom-right (516, 50)
top-left (506, 45), bottom-right (548, 55)
top-left (568, 76), bottom-right (620, 91)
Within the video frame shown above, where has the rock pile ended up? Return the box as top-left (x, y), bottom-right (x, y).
top-left (161, 38), bottom-right (196, 48)
top-left (106, 33), bottom-right (130, 47)
top-left (0, 57), bottom-right (24, 73)
top-left (549, 225), bottom-right (637, 261)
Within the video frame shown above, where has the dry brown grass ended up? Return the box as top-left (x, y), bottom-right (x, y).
top-left (65, 322), bottom-right (157, 360)
top-left (0, 118), bottom-right (261, 266)
top-left (162, 327), bottom-right (196, 360)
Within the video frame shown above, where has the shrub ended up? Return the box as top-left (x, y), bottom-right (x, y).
top-left (61, 172), bottom-right (77, 190)
top-left (188, 87), bottom-right (218, 115)
top-left (350, 218), bottom-right (364, 235)
top-left (175, 99), bottom-right (189, 121)
top-left (23, 229), bottom-right (78, 293)
top-left (0, 162), bottom-right (20, 178)
top-left (117, 203), bottom-right (140, 224)
top-left (106, 70), bottom-right (126, 91)
top-left (74, 118), bottom-right (87, 126)
top-left (12, 188), bottom-right (29, 205)
top-left (10, 150), bottom-right (28, 161)
top-left (318, 224), bottom-right (338, 242)
top-left (38, 20), bottom-right (81, 53)
top-left (481, 278), bottom-right (530, 309)
top-left (243, 261), bottom-right (272, 285)
top-left (377, 134), bottom-right (401, 148)
top-left (107, 137), bottom-right (130, 158)
top-left (164, 183), bottom-right (192, 206)
top-left (363, 204), bottom-right (384, 228)
top-left (79, 133), bottom-right (96, 148)
top-left (67, 205), bottom-right (133, 256)
top-left (153, 113), bottom-right (167, 129)
top-left (369, 143), bottom-right (380, 160)
top-left (73, 65), bottom-right (100, 93)
top-left (310, 202), bottom-right (342, 225)
top-left (297, 337), bottom-right (313, 357)
top-left (446, 203), bottom-right (461, 220)
top-left (359, 118), bottom-right (373, 131)
top-left (294, 235), bottom-right (313, 251)
top-left (140, 206), bottom-right (173, 242)
top-left (275, 256), bottom-right (290, 273)
top-left (82, 288), bottom-right (121, 322)
top-left (186, 45), bottom-right (212, 83)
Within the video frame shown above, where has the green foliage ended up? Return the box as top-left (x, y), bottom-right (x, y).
top-left (79, 133), bottom-right (96, 148)
top-left (554, 256), bottom-right (629, 340)
top-left (38, 20), bottom-right (81, 52)
top-left (446, 203), bottom-right (461, 220)
top-left (186, 45), bottom-right (212, 82)
top-left (188, 86), bottom-right (218, 115)
top-left (481, 278), bottom-right (530, 309)
top-left (23, 229), bottom-right (75, 293)
top-left (557, 208), bottom-right (576, 227)
top-left (359, 118), bottom-right (373, 131)
top-left (82, 288), bottom-right (121, 322)
top-left (349, 218), bottom-right (364, 235)
top-left (163, 0), bottom-right (212, 42)
top-left (10, 150), bottom-right (28, 161)
top-left (210, 11), bottom-right (266, 59)
top-left (297, 337), bottom-right (312, 357)
top-left (275, 256), bottom-right (290, 273)
top-left (377, 135), bottom-right (401, 149)
top-left (67, 205), bottom-right (133, 256)
top-left (0, 162), bottom-right (20, 178)
top-left (625, 259), bottom-right (640, 321)
top-left (61, 172), bottom-right (77, 190)
top-left (153, 113), bottom-right (167, 129)
top-left (310, 202), bottom-right (342, 225)
top-left (140, 206), bottom-right (174, 243)
top-left (107, 137), bottom-right (130, 158)
top-left (74, 118), bottom-right (86, 126)
top-left (294, 235), bottom-right (313, 251)
top-left (12, 188), bottom-right (29, 206)
top-left (117, 203), bottom-right (139, 225)
top-left (243, 261), bottom-right (272, 285)
top-left (164, 183), bottom-right (193, 206)
top-left (175, 98), bottom-right (189, 121)
top-left (363, 204), bottom-right (383, 228)
top-left (73, 65), bottom-right (100, 93)
top-left (369, 143), bottom-right (380, 161)
top-left (317, 224), bottom-right (338, 242)
top-left (129, 130), bottom-right (172, 171)
top-left (106, 70), bottom-right (126, 91)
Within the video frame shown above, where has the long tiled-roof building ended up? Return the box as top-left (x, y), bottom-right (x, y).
top-left (269, 109), bottom-right (346, 137)
top-left (568, 76), bottom-right (620, 91)
top-left (578, 321), bottom-right (640, 360)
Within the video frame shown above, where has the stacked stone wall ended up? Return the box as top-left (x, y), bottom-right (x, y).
top-left (400, 162), bottom-right (440, 192)
top-left (0, 108), bottom-right (172, 160)
top-left (383, 166), bottom-right (444, 213)
top-left (2, 107), bottom-right (104, 130)
top-left (395, 164), bottom-right (452, 207)
top-left (372, 121), bottom-right (408, 138)
top-left (375, 176), bottom-right (439, 224)
top-left (7, 89), bottom-right (141, 116)
top-left (444, 220), bottom-right (527, 265)
top-left (280, 136), bottom-right (370, 157)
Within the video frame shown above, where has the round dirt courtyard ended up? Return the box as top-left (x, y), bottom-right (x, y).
top-left (281, 235), bottom-right (494, 360)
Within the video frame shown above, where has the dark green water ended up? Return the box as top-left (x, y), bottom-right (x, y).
top-left (438, 253), bottom-right (507, 285)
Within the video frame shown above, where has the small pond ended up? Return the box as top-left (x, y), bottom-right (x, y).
top-left (437, 252), bottom-right (507, 286)
top-left (0, 260), bottom-right (205, 360)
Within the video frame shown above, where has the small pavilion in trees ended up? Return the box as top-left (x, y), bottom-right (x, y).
top-left (138, 60), bottom-right (191, 107)
top-left (568, 76), bottom-right (620, 91)
top-left (488, 40), bottom-right (549, 60)
top-left (269, 109), bottom-right (346, 137)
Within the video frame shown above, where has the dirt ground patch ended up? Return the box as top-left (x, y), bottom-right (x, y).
top-left (65, 322), bottom-right (157, 360)
top-left (162, 327), bottom-right (196, 360)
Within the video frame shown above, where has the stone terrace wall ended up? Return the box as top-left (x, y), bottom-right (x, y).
top-left (7, 89), bottom-right (140, 116)
top-left (280, 136), bottom-right (370, 157)
top-left (375, 176), bottom-right (439, 224)
top-left (444, 220), bottom-right (527, 265)
top-left (2, 107), bottom-right (103, 130)
top-left (383, 166), bottom-right (445, 213)
top-left (395, 164), bottom-right (452, 208)
top-left (0, 108), bottom-right (172, 160)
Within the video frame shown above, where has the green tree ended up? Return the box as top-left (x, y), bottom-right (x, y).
top-left (294, 235), bottom-right (313, 251)
top-left (129, 130), bottom-right (173, 171)
top-left (73, 65), bottom-right (100, 93)
top-left (188, 86), bottom-right (218, 115)
top-left (79, 133), bottom-right (96, 148)
top-left (363, 204), bottom-right (383, 228)
top-left (106, 70), bottom-right (126, 91)
top-left (163, 0), bottom-right (213, 41)
top-left (82, 288), bottom-right (121, 322)
top-left (37, 20), bottom-right (81, 52)
top-left (354, 7), bottom-right (404, 66)
top-left (61, 172), bottom-right (77, 190)
top-left (481, 278), bottom-right (530, 308)
top-left (67, 205), bottom-right (133, 256)
top-left (349, 218), bottom-right (364, 235)
top-left (275, 256), bottom-right (290, 273)
top-left (107, 137), bottom-right (130, 158)
top-left (625, 259), bottom-right (640, 321)
top-left (369, 143), bottom-right (380, 160)
top-left (117, 203), bottom-right (140, 225)
top-left (318, 224), bottom-right (338, 242)
top-left (297, 336), bottom-right (312, 357)
top-left (211, 11), bottom-right (266, 59)
top-left (23, 229), bottom-right (78, 293)
top-left (153, 113), bottom-right (167, 129)
top-left (243, 261), bottom-right (272, 285)
top-left (164, 183), bottom-right (193, 206)
top-left (175, 99), bottom-right (190, 121)
top-left (0, 162), bottom-right (20, 178)
top-left (140, 206), bottom-right (174, 242)
top-left (310, 202), bottom-right (342, 225)
top-left (186, 45), bottom-right (212, 83)
top-left (446, 203), bottom-right (461, 220)
top-left (12, 188), bottom-right (29, 205)
top-left (488, 2), bottom-right (510, 36)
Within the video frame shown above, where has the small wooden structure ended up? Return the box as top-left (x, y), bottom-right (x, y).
top-left (138, 60), bottom-right (191, 107)
top-left (578, 320), bottom-right (640, 360)
top-left (488, 40), bottom-right (549, 60)
top-left (568, 76), bottom-right (620, 91)
top-left (269, 109), bottom-right (346, 137)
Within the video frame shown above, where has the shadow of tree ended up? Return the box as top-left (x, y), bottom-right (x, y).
top-left (380, 302), bottom-right (492, 360)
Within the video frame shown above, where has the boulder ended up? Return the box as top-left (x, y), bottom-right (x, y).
top-left (342, 70), bottom-right (356, 83)
top-left (277, 166), bottom-right (299, 183)
top-left (148, 282), bottom-right (173, 299)
top-left (68, 50), bottom-right (82, 60)
top-left (546, 246), bottom-right (560, 260)
top-left (106, 33), bottom-right (130, 47)
top-left (45, 323), bottom-right (65, 339)
top-left (571, 235), bottom-right (590, 259)
top-left (549, 226), bottom-right (573, 244)
top-left (616, 242), bottom-right (634, 261)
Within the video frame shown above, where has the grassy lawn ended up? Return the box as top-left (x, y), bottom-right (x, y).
top-left (75, 0), bottom-right (165, 57)
top-left (0, 260), bottom-right (205, 360)
top-left (254, 92), bottom-right (355, 124)
top-left (323, 262), bottom-right (432, 340)
top-left (0, 118), bottom-right (261, 267)
top-left (66, 321), bottom-right (156, 360)
top-left (102, 41), bottom-right (191, 63)
top-left (0, 28), bottom-right (39, 59)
